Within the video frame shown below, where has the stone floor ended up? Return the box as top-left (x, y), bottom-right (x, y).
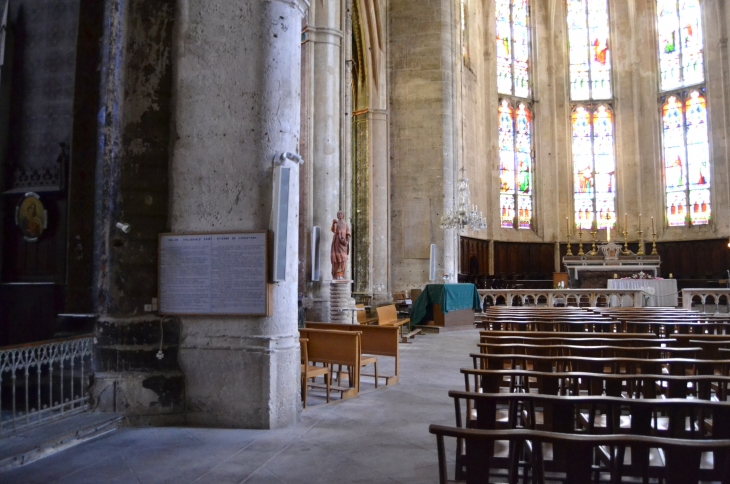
top-left (2, 329), bottom-right (477, 484)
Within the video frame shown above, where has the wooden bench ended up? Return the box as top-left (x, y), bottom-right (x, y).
top-left (477, 342), bottom-right (702, 359)
top-left (304, 322), bottom-right (400, 386)
top-left (298, 328), bottom-right (361, 399)
top-left (299, 338), bottom-right (331, 408)
top-left (375, 304), bottom-right (421, 343)
top-left (355, 304), bottom-right (378, 325)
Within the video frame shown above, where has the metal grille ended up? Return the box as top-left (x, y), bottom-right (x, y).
top-left (0, 335), bottom-right (93, 436)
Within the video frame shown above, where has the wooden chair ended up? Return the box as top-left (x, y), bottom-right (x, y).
top-left (376, 304), bottom-right (420, 342)
top-left (299, 328), bottom-right (362, 395)
top-left (429, 426), bottom-right (730, 484)
top-left (299, 338), bottom-right (331, 408)
top-left (305, 322), bottom-right (400, 386)
top-left (355, 304), bottom-right (378, 325)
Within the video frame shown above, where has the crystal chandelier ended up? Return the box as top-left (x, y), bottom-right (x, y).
top-left (440, 167), bottom-right (487, 232)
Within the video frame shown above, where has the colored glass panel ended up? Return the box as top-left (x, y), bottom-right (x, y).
top-left (661, 91), bottom-right (710, 226)
top-left (567, 0), bottom-right (612, 101)
top-left (496, 0), bottom-right (530, 97)
top-left (657, 0), bottom-right (704, 91)
top-left (499, 100), bottom-right (533, 229)
top-left (573, 105), bottom-right (616, 230)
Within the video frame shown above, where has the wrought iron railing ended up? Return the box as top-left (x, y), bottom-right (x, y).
top-left (0, 335), bottom-right (93, 436)
top-left (477, 289), bottom-right (645, 309)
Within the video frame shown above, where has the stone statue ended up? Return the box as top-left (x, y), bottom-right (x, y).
top-left (330, 211), bottom-right (351, 280)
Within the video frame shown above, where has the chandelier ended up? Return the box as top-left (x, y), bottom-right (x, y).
top-left (440, 167), bottom-right (487, 232)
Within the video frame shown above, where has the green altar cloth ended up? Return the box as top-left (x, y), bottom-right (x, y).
top-left (410, 284), bottom-right (481, 327)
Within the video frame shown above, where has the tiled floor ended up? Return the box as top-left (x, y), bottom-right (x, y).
top-left (2, 329), bottom-right (477, 484)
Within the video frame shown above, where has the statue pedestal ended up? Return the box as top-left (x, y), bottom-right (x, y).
top-left (330, 281), bottom-right (354, 324)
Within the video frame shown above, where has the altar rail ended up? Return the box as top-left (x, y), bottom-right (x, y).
top-left (477, 289), bottom-right (645, 308)
top-left (0, 335), bottom-right (93, 436)
top-left (681, 288), bottom-right (730, 311)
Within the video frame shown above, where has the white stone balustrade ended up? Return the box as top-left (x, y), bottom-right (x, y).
top-left (681, 288), bottom-right (730, 310)
top-left (477, 289), bottom-right (645, 309)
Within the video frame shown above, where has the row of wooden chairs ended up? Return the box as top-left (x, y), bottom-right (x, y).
top-left (431, 310), bottom-right (730, 483)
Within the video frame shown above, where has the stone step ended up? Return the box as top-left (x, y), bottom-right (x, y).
top-left (0, 412), bottom-right (123, 471)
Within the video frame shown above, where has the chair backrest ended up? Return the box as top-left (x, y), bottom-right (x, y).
top-left (299, 328), bottom-right (361, 367)
top-left (376, 305), bottom-right (398, 324)
top-left (355, 304), bottom-right (369, 323)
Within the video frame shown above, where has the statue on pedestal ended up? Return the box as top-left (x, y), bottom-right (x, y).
top-left (330, 211), bottom-right (350, 280)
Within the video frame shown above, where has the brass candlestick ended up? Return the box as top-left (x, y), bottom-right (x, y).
top-left (636, 230), bottom-right (645, 256)
top-left (589, 230), bottom-right (598, 255)
top-left (651, 230), bottom-right (658, 255)
top-left (622, 230), bottom-right (630, 255)
top-left (566, 233), bottom-right (573, 256)
top-left (577, 229), bottom-right (585, 256)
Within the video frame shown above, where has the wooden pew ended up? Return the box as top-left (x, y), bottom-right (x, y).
top-left (480, 335), bottom-right (674, 347)
top-left (299, 338), bottom-right (331, 407)
top-left (480, 330), bottom-right (661, 341)
top-left (355, 304), bottom-right (378, 325)
top-left (298, 328), bottom-right (361, 398)
top-left (375, 304), bottom-right (421, 343)
top-left (304, 322), bottom-right (400, 386)
top-left (476, 342), bottom-right (701, 359)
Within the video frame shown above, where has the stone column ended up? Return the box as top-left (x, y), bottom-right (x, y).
top-left (170, 0), bottom-right (307, 429)
top-left (306, 0), bottom-right (343, 322)
top-left (370, 109), bottom-right (390, 304)
top-left (90, 0), bottom-right (184, 425)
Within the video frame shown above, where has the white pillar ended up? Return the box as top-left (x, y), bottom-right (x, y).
top-left (170, 0), bottom-right (308, 429)
top-left (307, 0), bottom-right (343, 321)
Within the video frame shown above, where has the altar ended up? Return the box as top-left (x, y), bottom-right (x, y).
top-left (607, 279), bottom-right (678, 307)
top-left (563, 242), bottom-right (662, 289)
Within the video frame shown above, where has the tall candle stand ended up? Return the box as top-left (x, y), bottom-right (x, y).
top-left (636, 230), bottom-right (645, 256)
top-left (622, 230), bottom-right (630, 255)
top-left (577, 229), bottom-right (585, 256)
top-left (589, 229), bottom-right (598, 255)
top-left (566, 234), bottom-right (573, 256)
top-left (651, 230), bottom-right (658, 255)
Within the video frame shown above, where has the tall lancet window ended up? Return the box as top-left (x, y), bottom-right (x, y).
top-left (497, 0), bottom-right (533, 229)
top-left (568, 0), bottom-right (616, 230)
top-left (657, 0), bottom-right (709, 226)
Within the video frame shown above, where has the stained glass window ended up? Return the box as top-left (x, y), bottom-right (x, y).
top-left (662, 90), bottom-right (710, 226)
top-left (572, 105), bottom-right (616, 229)
top-left (499, 100), bottom-right (533, 229)
top-left (657, 0), bottom-right (704, 92)
top-left (497, 0), bottom-right (530, 98)
top-left (567, 0), bottom-right (612, 100)
top-left (568, 0), bottom-right (615, 229)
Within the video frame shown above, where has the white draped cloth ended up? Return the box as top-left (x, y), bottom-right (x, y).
top-left (607, 279), bottom-right (679, 307)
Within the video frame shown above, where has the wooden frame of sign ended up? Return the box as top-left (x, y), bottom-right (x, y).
top-left (158, 231), bottom-right (272, 316)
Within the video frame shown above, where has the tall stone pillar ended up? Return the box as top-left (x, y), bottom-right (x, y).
top-left (370, 109), bottom-right (390, 304)
top-left (306, 0), bottom-right (343, 322)
top-left (169, 0), bottom-right (307, 428)
top-left (91, 0), bottom-right (184, 424)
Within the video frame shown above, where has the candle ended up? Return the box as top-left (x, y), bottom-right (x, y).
top-left (566, 216), bottom-right (570, 237)
top-left (624, 213), bottom-right (627, 232)
top-left (607, 226), bottom-right (611, 242)
top-left (652, 216), bottom-right (655, 233)
top-left (639, 213), bottom-right (642, 229)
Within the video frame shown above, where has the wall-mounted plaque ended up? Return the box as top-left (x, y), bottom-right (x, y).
top-left (15, 192), bottom-right (48, 242)
top-left (158, 232), bottom-right (271, 316)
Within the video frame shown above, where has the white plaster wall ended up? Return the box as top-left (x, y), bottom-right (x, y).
top-left (169, 0), bottom-right (306, 429)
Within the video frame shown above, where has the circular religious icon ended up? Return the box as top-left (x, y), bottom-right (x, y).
top-left (15, 193), bottom-right (47, 242)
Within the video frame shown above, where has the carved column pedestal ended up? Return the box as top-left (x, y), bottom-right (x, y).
top-left (330, 281), bottom-right (354, 324)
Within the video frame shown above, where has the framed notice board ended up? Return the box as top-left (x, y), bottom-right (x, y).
top-left (158, 231), bottom-right (271, 316)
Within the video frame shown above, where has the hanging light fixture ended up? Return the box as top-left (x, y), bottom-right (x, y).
top-left (440, 167), bottom-right (487, 232)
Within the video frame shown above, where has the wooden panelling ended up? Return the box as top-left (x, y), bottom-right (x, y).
top-left (460, 237), bottom-right (489, 275)
top-left (657, 239), bottom-right (730, 279)
top-left (493, 242), bottom-right (554, 278)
